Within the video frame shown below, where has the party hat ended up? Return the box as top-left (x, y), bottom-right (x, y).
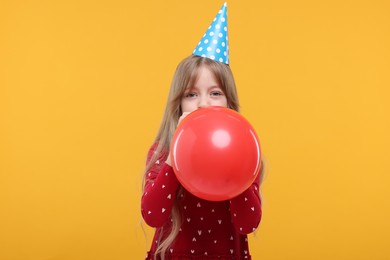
top-left (192, 2), bottom-right (229, 64)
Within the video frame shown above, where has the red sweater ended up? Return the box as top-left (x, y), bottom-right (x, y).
top-left (141, 143), bottom-right (262, 260)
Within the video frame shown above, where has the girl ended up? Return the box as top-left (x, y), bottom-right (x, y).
top-left (141, 54), bottom-right (264, 260)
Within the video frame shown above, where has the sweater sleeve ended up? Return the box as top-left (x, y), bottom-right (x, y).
top-left (229, 173), bottom-right (262, 234)
top-left (141, 143), bottom-right (179, 228)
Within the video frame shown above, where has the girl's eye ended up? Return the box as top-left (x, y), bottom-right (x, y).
top-left (211, 91), bottom-right (224, 96)
top-left (184, 92), bottom-right (197, 98)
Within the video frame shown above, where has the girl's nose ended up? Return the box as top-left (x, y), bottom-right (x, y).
top-left (198, 96), bottom-right (208, 108)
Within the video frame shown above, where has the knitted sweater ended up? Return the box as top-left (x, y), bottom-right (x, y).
top-left (141, 143), bottom-right (262, 259)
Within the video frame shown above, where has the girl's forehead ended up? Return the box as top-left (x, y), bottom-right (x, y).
top-left (185, 68), bottom-right (219, 89)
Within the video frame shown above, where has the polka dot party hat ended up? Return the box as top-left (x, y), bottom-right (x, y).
top-left (192, 2), bottom-right (229, 64)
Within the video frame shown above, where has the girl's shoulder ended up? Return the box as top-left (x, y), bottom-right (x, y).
top-left (147, 142), bottom-right (169, 163)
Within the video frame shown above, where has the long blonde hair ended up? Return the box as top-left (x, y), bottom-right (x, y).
top-left (144, 55), bottom-right (241, 259)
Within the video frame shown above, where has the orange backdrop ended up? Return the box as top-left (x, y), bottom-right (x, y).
top-left (1, 0), bottom-right (389, 259)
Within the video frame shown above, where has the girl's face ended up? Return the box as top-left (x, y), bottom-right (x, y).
top-left (180, 66), bottom-right (228, 113)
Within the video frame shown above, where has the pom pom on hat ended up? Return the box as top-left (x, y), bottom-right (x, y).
top-left (192, 2), bottom-right (229, 64)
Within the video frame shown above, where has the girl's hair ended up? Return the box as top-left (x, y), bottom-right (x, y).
top-left (152, 54), bottom-right (240, 155)
top-left (143, 55), bottom-right (262, 259)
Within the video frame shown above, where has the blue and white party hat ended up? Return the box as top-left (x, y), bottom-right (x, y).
top-left (192, 2), bottom-right (229, 64)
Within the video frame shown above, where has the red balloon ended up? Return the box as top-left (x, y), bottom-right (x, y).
top-left (171, 107), bottom-right (261, 201)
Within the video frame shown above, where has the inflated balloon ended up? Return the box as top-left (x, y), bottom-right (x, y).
top-left (170, 107), bottom-right (261, 201)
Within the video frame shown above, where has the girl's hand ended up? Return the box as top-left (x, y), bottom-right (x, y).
top-left (166, 112), bottom-right (191, 166)
top-left (178, 112), bottom-right (191, 124)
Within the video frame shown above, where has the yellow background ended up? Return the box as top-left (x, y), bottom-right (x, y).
top-left (1, 0), bottom-right (389, 259)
